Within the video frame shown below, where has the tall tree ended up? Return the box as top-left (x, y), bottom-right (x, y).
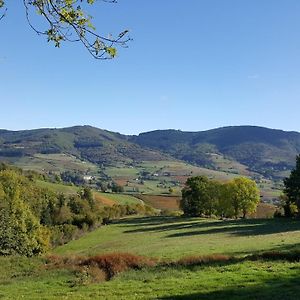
top-left (181, 175), bottom-right (260, 218)
top-left (283, 155), bottom-right (300, 214)
top-left (0, 170), bottom-right (49, 256)
top-left (228, 177), bottom-right (260, 218)
top-left (181, 176), bottom-right (219, 216)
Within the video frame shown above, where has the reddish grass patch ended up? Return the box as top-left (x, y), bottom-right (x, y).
top-left (81, 253), bottom-right (156, 279)
top-left (136, 195), bottom-right (181, 211)
top-left (94, 193), bottom-right (116, 207)
top-left (46, 253), bottom-right (156, 282)
top-left (114, 179), bottom-right (129, 186)
top-left (46, 250), bottom-right (300, 285)
top-left (174, 175), bottom-right (189, 184)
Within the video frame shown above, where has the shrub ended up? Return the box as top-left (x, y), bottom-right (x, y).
top-left (81, 253), bottom-right (156, 279)
top-left (50, 224), bottom-right (80, 246)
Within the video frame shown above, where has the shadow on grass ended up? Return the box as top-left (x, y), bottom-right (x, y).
top-left (118, 217), bottom-right (300, 239)
top-left (117, 216), bottom-right (194, 228)
top-left (158, 273), bottom-right (300, 300)
top-left (166, 218), bottom-right (300, 238)
top-left (157, 249), bottom-right (300, 300)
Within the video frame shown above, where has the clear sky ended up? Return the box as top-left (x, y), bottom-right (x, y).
top-left (1, 0), bottom-right (300, 134)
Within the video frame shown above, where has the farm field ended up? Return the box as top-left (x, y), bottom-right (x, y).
top-left (34, 180), bottom-right (141, 207)
top-left (33, 175), bottom-right (278, 217)
top-left (136, 195), bottom-right (181, 211)
top-left (2, 217), bottom-right (300, 299)
top-left (11, 153), bottom-right (98, 174)
top-left (105, 161), bottom-right (281, 203)
top-left (1, 152), bottom-right (282, 203)
top-left (94, 192), bottom-right (142, 206)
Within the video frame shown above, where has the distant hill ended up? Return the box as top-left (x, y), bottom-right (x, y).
top-left (0, 126), bottom-right (166, 165)
top-left (1, 125), bottom-right (300, 180)
top-left (130, 126), bottom-right (300, 179)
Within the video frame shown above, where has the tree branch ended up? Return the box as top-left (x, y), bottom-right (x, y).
top-left (2, 0), bottom-right (130, 59)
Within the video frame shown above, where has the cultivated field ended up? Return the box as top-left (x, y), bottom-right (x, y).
top-left (94, 192), bottom-right (142, 206)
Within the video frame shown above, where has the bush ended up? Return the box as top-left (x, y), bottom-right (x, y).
top-left (50, 224), bottom-right (80, 246)
top-left (81, 253), bottom-right (156, 279)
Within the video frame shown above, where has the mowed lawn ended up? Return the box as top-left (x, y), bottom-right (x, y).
top-left (2, 217), bottom-right (300, 299)
top-left (54, 217), bottom-right (300, 259)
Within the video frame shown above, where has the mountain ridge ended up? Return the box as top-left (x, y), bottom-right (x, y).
top-left (1, 125), bottom-right (300, 179)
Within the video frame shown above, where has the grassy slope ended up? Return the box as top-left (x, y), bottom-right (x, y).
top-left (13, 153), bottom-right (98, 174)
top-left (93, 192), bottom-right (142, 206)
top-left (105, 160), bottom-right (280, 202)
top-left (3, 153), bottom-right (282, 202)
top-left (36, 180), bottom-right (80, 195)
top-left (2, 217), bottom-right (300, 299)
top-left (2, 258), bottom-right (300, 300)
top-left (35, 181), bottom-right (140, 206)
top-left (54, 217), bottom-right (300, 259)
top-left (136, 195), bottom-right (181, 211)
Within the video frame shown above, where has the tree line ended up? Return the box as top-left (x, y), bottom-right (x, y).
top-left (0, 165), bottom-right (155, 256)
top-left (181, 176), bottom-right (260, 218)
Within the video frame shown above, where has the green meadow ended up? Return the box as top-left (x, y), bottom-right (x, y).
top-left (54, 217), bottom-right (300, 258)
top-left (2, 217), bottom-right (300, 299)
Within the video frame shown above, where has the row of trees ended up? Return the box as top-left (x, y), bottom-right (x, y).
top-left (0, 166), bottom-right (155, 256)
top-left (181, 176), bottom-right (260, 218)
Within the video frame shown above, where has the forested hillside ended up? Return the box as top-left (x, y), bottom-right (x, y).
top-left (131, 126), bottom-right (300, 178)
top-left (1, 125), bottom-right (300, 180)
top-left (0, 126), bottom-right (166, 165)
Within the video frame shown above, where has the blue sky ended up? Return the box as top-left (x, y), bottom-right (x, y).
top-left (1, 0), bottom-right (300, 134)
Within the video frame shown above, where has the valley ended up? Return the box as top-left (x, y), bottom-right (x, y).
top-left (1, 124), bottom-right (299, 300)
top-left (0, 125), bottom-right (292, 204)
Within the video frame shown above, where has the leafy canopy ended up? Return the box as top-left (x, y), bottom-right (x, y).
top-left (181, 175), bottom-right (260, 218)
top-left (0, 170), bottom-right (50, 256)
top-left (283, 155), bottom-right (300, 216)
top-left (227, 177), bottom-right (260, 218)
top-left (0, 0), bottom-right (130, 59)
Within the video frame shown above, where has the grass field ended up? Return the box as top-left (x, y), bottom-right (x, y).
top-left (5, 153), bottom-right (284, 203)
top-left (2, 217), bottom-right (300, 299)
top-left (35, 180), bottom-right (141, 207)
top-left (2, 257), bottom-right (300, 300)
top-left (36, 180), bottom-right (80, 195)
top-left (0, 160), bottom-right (292, 299)
top-left (104, 161), bottom-right (282, 203)
top-left (104, 160), bottom-right (242, 197)
top-left (136, 195), bottom-right (181, 211)
top-left (13, 153), bottom-right (98, 174)
top-left (54, 217), bottom-right (300, 258)
top-left (95, 192), bottom-right (142, 206)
